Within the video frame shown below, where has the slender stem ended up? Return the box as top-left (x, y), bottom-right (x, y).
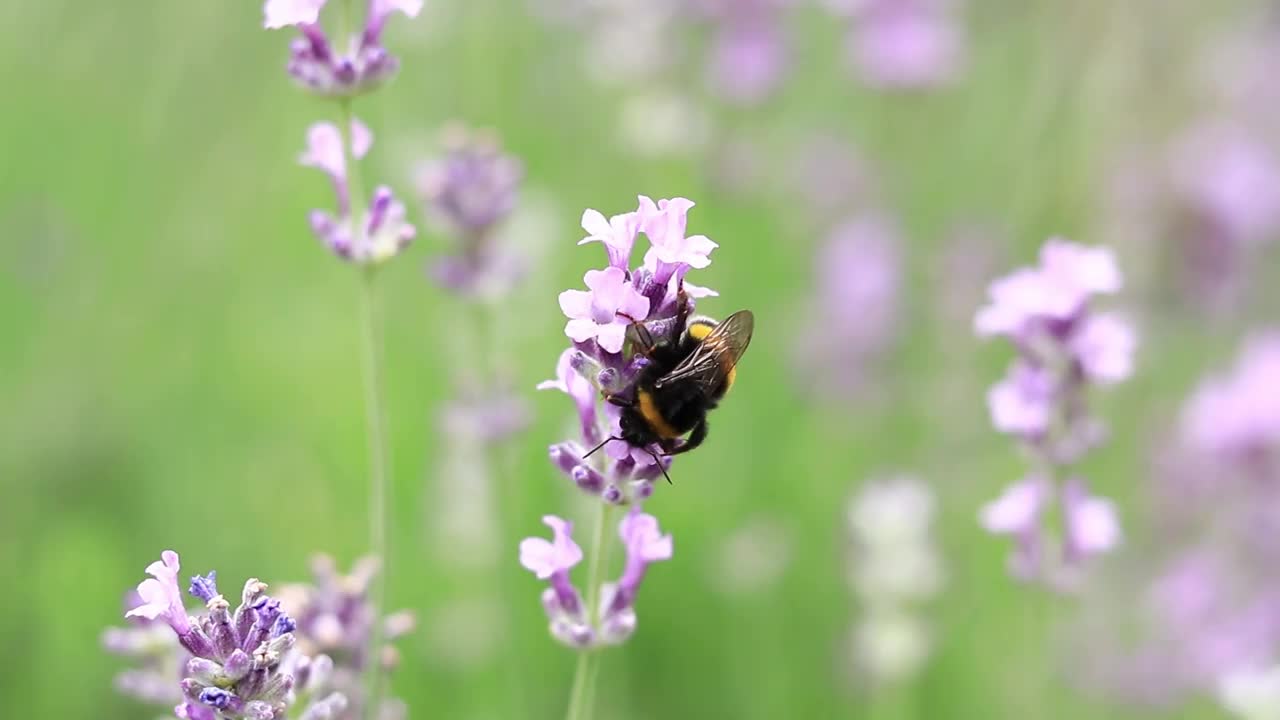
top-left (565, 502), bottom-right (615, 720)
top-left (358, 268), bottom-right (390, 720)
top-left (339, 96), bottom-right (388, 720)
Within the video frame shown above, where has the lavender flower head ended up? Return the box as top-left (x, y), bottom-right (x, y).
top-left (698, 0), bottom-right (794, 106)
top-left (974, 239), bottom-right (1134, 587)
top-left (275, 555), bottom-right (416, 719)
top-left (539, 195), bottom-right (721, 503)
top-left (103, 592), bottom-right (186, 708)
top-left (301, 120), bottom-right (415, 264)
top-left (264, 0), bottom-right (423, 97)
top-left (794, 214), bottom-right (901, 398)
top-left (519, 512), bottom-right (673, 648)
top-left (839, 0), bottom-right (965, 90)
top-left (123, 551), bottom-right (322, 720)
top-left (415, 125), bottom-right (525, 296)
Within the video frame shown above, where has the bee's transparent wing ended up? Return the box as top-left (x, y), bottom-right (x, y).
top-left (655, 310), bottom-right (754, 396)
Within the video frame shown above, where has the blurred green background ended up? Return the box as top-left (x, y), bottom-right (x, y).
top-left (0, 1), bottom-right (1269, 718)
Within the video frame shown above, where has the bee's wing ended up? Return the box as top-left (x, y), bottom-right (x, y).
top-left (655, 310), bottom-right (754, 396)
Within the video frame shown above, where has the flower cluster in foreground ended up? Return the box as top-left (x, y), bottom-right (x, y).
top-left (121, 551), bottom-right (337, 720)
top-left (276, 555), bottom-right (417, 719)
top-left (974, 239), bottom-right (1135, 586)
top-left (108, 552), bottom-right (413, 720)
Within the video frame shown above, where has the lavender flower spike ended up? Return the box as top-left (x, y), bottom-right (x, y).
top-left (301, 122), bottom-right (416, 264)
top-left (975, 238), bottom-right (1135, 588)
top-left (264, 0), bottom-right (423, 97)
top-left (121, 552), bottom-right (341, 720)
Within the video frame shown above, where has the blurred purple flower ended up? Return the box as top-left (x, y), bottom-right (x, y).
top-left (416, 125), bottom-right (523, 240)
top-left (711, 19), bottom-right (788, 104)
top-left (794, 214), bottom-right (901, 397)
top-left (103, 592), bottom-right (187, 708)
top-left (301, 122), bottom-right (416, 264)
top-left (980, 477), bottom-right (1049, 580)
top-left (276, 555), bottom-right (414, 719)
top-left (1172, 123), bottom-right (1280, 248)
top-left (986, 361), bottom-right (1054, 437)
top-left (975, 238), bottom-right (1134, 585)
top-left (1181, 332), bottom-right (1280, 458)
top-left (264, 0), bottom-right (423, 97)
top-left (1062, 478), bottom-right (1122, 562)
top-left (785, 134), bottom-right (873, 228)
top-left (844, 0), bottom-right (964, 90)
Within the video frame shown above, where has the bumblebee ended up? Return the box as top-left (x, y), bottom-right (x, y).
top-left (586, 290), bottom-right (754, 481)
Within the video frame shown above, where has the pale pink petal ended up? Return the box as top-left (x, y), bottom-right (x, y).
top-left (596, 323), bottom-right (627, 354)
top-left (371, 0), bottom-right (424, 20)
top-left (580, 208), bottom-right (611, 242)
top-left (263, 0), bottom-right (327, 29)
top-left (682, 280), bottom-right (719, 298)
top-left (564, 318), bottom-right (598, 343)
top-left (980, 478), bottom-right (1047, 534)
top-left (558, 289), bottom-right (593, 319)
top-left (618, 288), bottom-right (651, 323)
top-left (351, 119), bottom-right (373, 159)
top-left (518, 538), bottom-right (557, 579)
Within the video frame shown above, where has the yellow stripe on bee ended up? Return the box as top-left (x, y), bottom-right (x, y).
top-left (725, 366), bottom-right (736, 390)
top-left (687, 320), bottom-right (716, 341)
top-left (637, 389), bottom-right (680, 438)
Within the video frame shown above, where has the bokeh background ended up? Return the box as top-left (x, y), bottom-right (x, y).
top-left (4, 1), bottom-right (1280, 718)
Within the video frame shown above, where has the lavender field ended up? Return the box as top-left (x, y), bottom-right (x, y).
top-left (3, 1), bottom-right (1279, 719)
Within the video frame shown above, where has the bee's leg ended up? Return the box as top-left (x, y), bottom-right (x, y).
top-left (673, 279), bottom-right (690, 336)
top-left (604, 393), bottom-right (633, 408)
top-left (663, 418), bottom-right (708, 456)
top-left (616, 311), bottom-right (657, 356)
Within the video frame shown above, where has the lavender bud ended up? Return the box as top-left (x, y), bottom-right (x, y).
top-left (299, 692), bottom-right (349, 720)
top-left (602, 485), bottom-right (624, 505)
top-left (223, 648), bottom-right (252, 682)
top-left (188, 571), bottom-right (219, 604)
top-left (199, 686), bottom-right (235, 709)
top-left (550, 618), bottom-right (595, 649)
top-left (207, 596), bottom-right (238, 661)
top-left (244, 700), bottom-right (278, 720)
top-left (571, 465), bottom-right (605, 494)
top-left (185, 657), bottom-right (222, 684)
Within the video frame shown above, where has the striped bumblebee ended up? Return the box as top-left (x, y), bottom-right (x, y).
top-left (586, 286), bottom-right (754, 482)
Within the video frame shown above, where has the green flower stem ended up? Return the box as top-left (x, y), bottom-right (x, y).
top-left (565, 501), bottom-right (616, 720)
top-left (337, 98), bottom-right (388, 720)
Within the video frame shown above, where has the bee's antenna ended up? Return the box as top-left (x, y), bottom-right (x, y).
top-left (646, 449), bottom-right (673, 484)
top-left (583, 436), bottom-right (621, 459)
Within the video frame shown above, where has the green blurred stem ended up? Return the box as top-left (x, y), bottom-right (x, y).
top-left (339, 97), bottom-right (388, 720)
top-left (565, 502), bottom-right (615, 720)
